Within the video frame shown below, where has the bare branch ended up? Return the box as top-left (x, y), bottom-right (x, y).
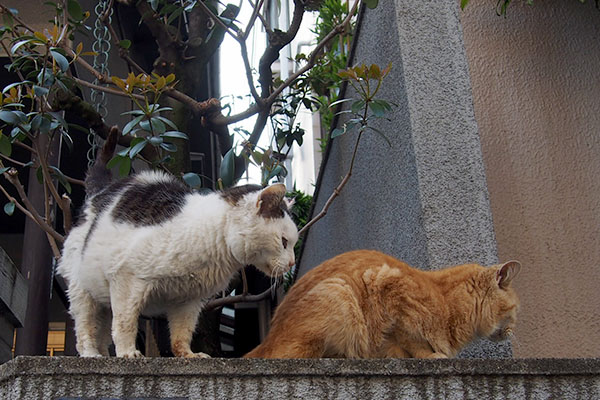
top-left (204, 287), bottom-right (272, 311)
top-left (243, 0), bottom-right (266, 41)
top-left (2, 167), bottom-right (64, 243)
top-left (61, 193), bottom-right (72, 234)
top-left (72, 76), bottom-right (146, 101)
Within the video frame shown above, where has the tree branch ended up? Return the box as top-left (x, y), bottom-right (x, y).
top-left (2, 167), bottom-right (64, 244)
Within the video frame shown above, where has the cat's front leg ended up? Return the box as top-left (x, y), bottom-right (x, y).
top-left (167, 300), bottom-right (210, 358)
top-left (109, 277), bottom-right (150, 358)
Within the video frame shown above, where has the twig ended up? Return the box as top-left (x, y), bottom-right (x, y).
top-left (61, 193), bottom-right (72, 234)
top-left (72, 76), bottom-right (146, 101)
top-left (0, 153), bottom-right (28, 167)
top-left (32, 138), bottom-right (65, 211)
top-left (266, 0), bottom-right (360, 105)
top-left (2, 167), bottom-right (64, 243)
top-left (239, 39), bottom-right (262, 104)
top-left (195, 0), bottom-right (239, 41)
top-left (243, 0), bottom-right (266, 41)
top-left (299, 129), bottom-right (364, 235)
top-left (204, 287), bottom-right (272, 311)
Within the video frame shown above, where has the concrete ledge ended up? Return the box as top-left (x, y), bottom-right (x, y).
top-left (2, 357), bottom-right (600, 399)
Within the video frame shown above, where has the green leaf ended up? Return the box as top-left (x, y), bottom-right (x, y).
top-left (118, 156), bottom-right (131, 177)
top-left (369, 101), bottom-right (386, 117)
top-left (160, 142), bottom-right (177, 152)
top-left (148, 136), bottom-right (164, 146)
top-left (0, 167), bottom-right (9, 174)
top-left (2, 81), bottom-right (28, 94)
top-left (183, 172), bottom-right (202, 189)
top-left (106, 155), bottom-right (123, 169)
top-left (10, 38), bottom-right (36, 54)
top-left (351, 100), bottom-right (365, 114)
top-left (149, 0), bottom-right (159, 11)
top-left (36, 166), bottom-right (44, 184)
top-left (364, 0), bottom-right (379, 9)
top-left (4, 202), bottom-right (15, 216)
top-left (129, 139), bottom-right (148, 159)
top-left (119, 39), bottom-right (132, 49)
top-left (219, 148), bottom-right (235, 188)
top-left (67, 0), bottom-right (84, 21)
top-left (49, 166), bottom-right (72, 194)
top-left (148, 117), bottom-right (166, 134)
top-left (155, 116), bottom-right (178, 130)
top-left (33, 85), bottom-right (49, 96)
top-left (50, 50), bottom-right (69, 72)
top-left (0, 133), bottom-right (11, 156)
top-left (460, 0), bottom-right (470, 9)
top-left (160, 131), bottom-right (189, 140)
top-left (368, 126), bottom-right (392, 147)
top-left (0, 110), bottom-right (20, 125)
top-left (123, 115), bottom-right (144, 135)
top-left (331, 127), bottom-right (346, 139)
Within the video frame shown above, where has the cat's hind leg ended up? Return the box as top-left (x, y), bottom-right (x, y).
top-left (109, 277), bottom-right (151, 358)
top-left (167, 300), bottom-right (208, 358)
top-left (68, 286), bottom-right (102, 357)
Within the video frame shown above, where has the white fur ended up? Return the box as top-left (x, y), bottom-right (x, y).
top-left (58, 177), bottom-right (298, 358)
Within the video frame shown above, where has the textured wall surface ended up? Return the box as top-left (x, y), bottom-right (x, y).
top-left (298, 0), bottom-right (507, 357)
top-left (460, 0), bottom-right (600, 358)
top-left (2, 357), bottom-right (600, 400)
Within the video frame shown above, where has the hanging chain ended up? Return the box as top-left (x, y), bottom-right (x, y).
top-left (87, 1), bottom-right (113, 167)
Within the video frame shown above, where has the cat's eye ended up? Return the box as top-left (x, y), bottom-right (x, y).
top-left (282, 237), bottom-right (288, 249)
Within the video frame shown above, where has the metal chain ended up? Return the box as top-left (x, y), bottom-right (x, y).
top-left (87, 1), bottom-right (113, 167)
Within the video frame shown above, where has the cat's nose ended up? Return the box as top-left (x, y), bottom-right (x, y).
top-left (288, 259), bottom-right (295, 268)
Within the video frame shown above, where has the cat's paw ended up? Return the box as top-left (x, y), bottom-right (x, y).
top-left (80, 351), bottom-right (103, 358)
top-left (184, 352), bottom-right (211, 359)
top-left (119, 349), bottom-right (144, 358)
top-left (427, 352), bottom-right (448, 359)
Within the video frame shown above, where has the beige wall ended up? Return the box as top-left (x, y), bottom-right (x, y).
top-left (460, 1), bottom-right (600, 357)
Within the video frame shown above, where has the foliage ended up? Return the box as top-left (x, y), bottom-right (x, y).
top-left (301, 0), bottom-right (355, 150)
top-left (461, 0), bottom-right (599, 16)
top-left (109, 73), bottom-right (187, 176)
top-left (331, 63), bottom-right (394, 145)
top-left (283, 188), bottom-right (312, 291)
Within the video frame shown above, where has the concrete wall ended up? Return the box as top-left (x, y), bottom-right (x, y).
top-left (298, 0), bottom-right (508, 358)
top-left (2, 356), bottom-right (600, 399)
top-left (459, 0), bottom-right (600, 358)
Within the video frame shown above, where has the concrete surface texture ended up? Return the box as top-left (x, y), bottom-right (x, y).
top-left (459, 0), bottom-right (600, 357)
top-left (2, 356), bottom-right (600, 400)
top-left (298, 0), bottom-right (507, 358)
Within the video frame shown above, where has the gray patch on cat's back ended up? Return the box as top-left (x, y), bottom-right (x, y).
top-left (111, 177), bottom-right (192, 226)
top-left (90, 178), bottom-right (132, 212)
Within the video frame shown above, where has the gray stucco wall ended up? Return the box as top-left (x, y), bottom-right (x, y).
top-left (298, 0), bottom-right (506, 357)
top-left (2, 357), bottom-right (599, 400)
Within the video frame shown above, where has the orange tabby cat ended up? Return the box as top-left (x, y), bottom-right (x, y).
top-left (245, 250), bottom-right (520, 359)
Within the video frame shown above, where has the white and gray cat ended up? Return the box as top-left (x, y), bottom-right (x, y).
top-left (58, 130), bottom-right (298, 358)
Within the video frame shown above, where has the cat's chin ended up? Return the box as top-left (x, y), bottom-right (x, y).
top-left (254, 263), bottom-right (291, 278)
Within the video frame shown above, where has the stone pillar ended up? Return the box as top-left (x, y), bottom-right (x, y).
top-left (298, 1), bottom-right (508, 357)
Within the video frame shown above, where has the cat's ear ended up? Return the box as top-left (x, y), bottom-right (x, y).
top-left (257, 184), bottom-right (287, 218)
top-left (285, 197), bottom-right (295, 209)
top-left (496, 260), bottom-right (521, 288)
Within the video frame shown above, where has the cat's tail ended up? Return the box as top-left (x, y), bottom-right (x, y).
top-left (85, 126), bottom-right (119, 196)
